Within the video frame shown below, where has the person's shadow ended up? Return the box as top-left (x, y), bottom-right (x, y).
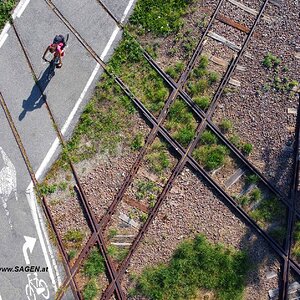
top-left (19, 64), bottom-right (55, 121)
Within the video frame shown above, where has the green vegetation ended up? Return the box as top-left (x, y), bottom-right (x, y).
top-left (133, 235), bottom-right (248, 300)
top-left (262, 53), bottom-right (298, 93)
top-left (0, 0), bottom-right (15, 29)
top-left (146, 140), bottom-right (171, 174)
top-left (129, 0), bottom-right (192, 36)
top-left (165, 98), bottom-right (197, 147)
top-left (249, 197), bottom-right (285, 227)
top-left (193, 132), bottom-right (229, 171)
top-left (68, 249), bottom-right (77, 260)
top-left (219, 119), bottom-right (233, 133)
top-left (83, 248), bottom-right (105, 278)
top-left (292, 221), bottom-right (300, 261)
top-left (165, 61), bottom-right (185, 81)
top-left (108, 245), bottom-right (128, 263)
top-left (186, 55), bottom-right (219, 111)
top-left (242, 143), bottom-right (253, 155)
top-left (262, 53), bottom-right (281, 69)
top-left (200, 130), bottom-right (217, 145)
top-left (131, 133), bottom-right (144, 150)
top-left (83, 279), bottom-right (99, 300)
top-left (194, 95), bottom-right (211, 110)
top-left (109, 32), bottom-right (169, 115)
top-left (193, 145), bottom-right (229, 171)
top-left (108, 228), bottom-right (118, 239)
top-left (63, 230), bottom-right (85, 249)
top-left (136, 180), bottom-right (159, 202)
top-left (245, 174), bottom-right (259, 185)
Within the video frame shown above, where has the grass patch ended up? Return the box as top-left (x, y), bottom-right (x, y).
top-left (146, 140), bottom-right (171, 174)
top-left (165, 61), bottom-right (185, 81)
top-left (165, 98), bottom-right (197, 147)
top-left (108, 32), bottom-right (169, 115)
top-left (219, 119), bottom-right (233, 133)
top-left (83, 279), bottom-right (99, 300)
top-left (63, 230), bottom-right (85, 249)
top-left (129, 0), bottom-right (192, 36)
top-left (193, 133), bottom-right (229, 171)
top-left (133, 234), bottom-right (248, 300)
top-left (245, 174), bottom-right (259, 185)
top-left (249, 197), bottom-right (285, 226)
top-left (0, 0), bottom-right (15, 29)
top-left (108, 245), bottom-right (129, 263)
top-left (131, 133), bottom-right (144, 151)
top-left (83, 248), bottom-right (105, 278)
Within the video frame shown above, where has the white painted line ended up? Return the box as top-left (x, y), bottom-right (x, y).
top-left (26, 185), bottom-right (58, 291)
top-left (35, 197), bottom-right (62, 286)
top-left (16, 0), bottom-right (31, 18)
top-left (61, 63), bottom-right (100, 136)
top-left (100, 26), bottom-right (119, 61)
top-left (0, 23), bottom-right (11, 49)
top-left (121, 0), bottom-right (136, 23)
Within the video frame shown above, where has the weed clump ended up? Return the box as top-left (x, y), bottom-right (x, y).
top-left (83, 248), bottom-right (105, 278)
top-left (193, 144), bottom-right (229, 171)
top-left (83, 279), bottom-right (99, 300)
top-left (165, 99), bottom-right (197, 147)
top-left (134, 235), bottom-right (248, 300)
top-left (262, 53), bottom-right (281, 69)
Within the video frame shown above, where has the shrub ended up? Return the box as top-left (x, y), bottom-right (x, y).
top-left (242, 143), bottom-right (253, 155)
top-left (194, 96), bottom-right (210, 110)
top-left (83, 248), bottom-right (105, 277)
top-left (200, 130), bottom-right (217, 145)
top-left (219, 119), bottom-right (233, 133)
top-left (83, 280), bottom-right (98, 300)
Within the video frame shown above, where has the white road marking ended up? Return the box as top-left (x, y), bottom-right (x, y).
top-left (0, 147), bottom-right (18, 229)
top-left (0, 23), bottom-right (10, 49)
top-left (22, 236), bottom-right (36, 265)
top-left (121, 0), bottom-right (136, 23)
top-left (0, 0), bottom-right (31, 49)
top-left (24, 0), bottom-right (136, 292)
top-left (26, 184), bottom-right (58, 291)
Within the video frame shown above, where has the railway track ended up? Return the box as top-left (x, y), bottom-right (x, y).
top-left (2, 0), bottom-right (298, 299)
top-left (42, 0), bottom-right (300, 298)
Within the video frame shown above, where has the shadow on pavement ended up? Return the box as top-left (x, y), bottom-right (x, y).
top-left (19, 64), bottom-right (54, 120)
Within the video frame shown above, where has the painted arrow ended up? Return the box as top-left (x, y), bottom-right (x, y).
top-left (22, 236), bottom-right (36, 265)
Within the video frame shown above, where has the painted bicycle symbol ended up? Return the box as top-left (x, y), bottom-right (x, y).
top-left (25, 272), bottom-right (49, 300)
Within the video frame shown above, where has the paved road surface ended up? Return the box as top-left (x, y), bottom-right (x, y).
top-left (0, 0), bottom-right (136, 299)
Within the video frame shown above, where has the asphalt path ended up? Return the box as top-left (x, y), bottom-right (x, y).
top-left (0, 0), bottom-right (136, 299)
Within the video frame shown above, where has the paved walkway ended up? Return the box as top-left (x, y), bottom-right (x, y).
top-left (0, 0), bottom-right (135, 299)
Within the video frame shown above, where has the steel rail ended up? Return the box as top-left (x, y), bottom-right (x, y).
top-left (282, 94), bottom-right (300, 299)
top-left (43, 0), bottom-right (227, 297)
top-left (12, 21), bottom-right (125, 300)
top-left (95, 0), bottom-right (290, 205)
top-left (0, 92), bottom-right (82, 300)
